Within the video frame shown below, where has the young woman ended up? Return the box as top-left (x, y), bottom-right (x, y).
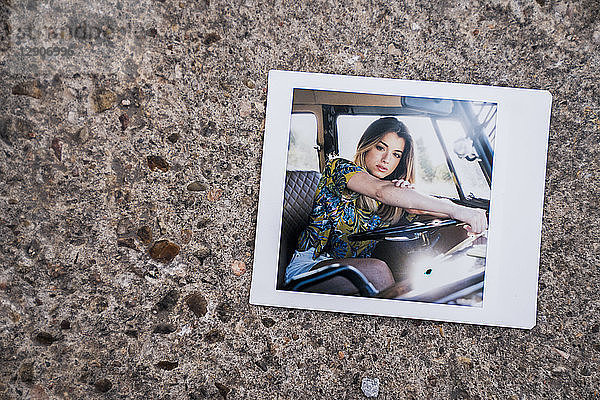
top-left (285, 117), bottom-right (488, 295)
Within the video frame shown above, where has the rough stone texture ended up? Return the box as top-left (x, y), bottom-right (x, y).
top-left (0, 0), bottom-right (599, 399)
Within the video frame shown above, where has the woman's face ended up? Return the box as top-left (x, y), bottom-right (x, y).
top-left (364, 131), bottom-right (406, 179)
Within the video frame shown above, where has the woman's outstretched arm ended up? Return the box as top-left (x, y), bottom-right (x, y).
top-left (347, 172), bottom-right (488, 233)
top-left (391, 179), bottom-right (449, 218)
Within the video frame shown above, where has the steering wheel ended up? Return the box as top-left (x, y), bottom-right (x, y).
top-left (348, 218), bottom-right (462, 242)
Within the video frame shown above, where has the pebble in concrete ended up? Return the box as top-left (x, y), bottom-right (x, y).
top-left (119, 113), bottom-right (129, 130)
top-left (117, 237), bottom-right (137, 250)
top-left (18, 361), bottom-right (34, 382)
top-left (50, 137), bottom-right (62, 161)
top-left (137, 226), bottom-right (153, 245)
top-left (153, 323), bottom-right (176, 334)
top-left (92, 89), bottom-right (117, 113)
top-left (185, 292), bottom-right (208, 317)
top-left (147, 155), bottom-right (169, 172)
top-left (231, 260), bottom-right (246, 276)
top-left (187, 181), bottom-right (208, 191)
top-left (34, 332), bottom-right (57, 345)
top-left (155, 361), bottom-right (178, 370)
top-left (12, 80), bottom-right (43, 98)
top-left (155, 289), bottom-right (179, 312)
top-left (94, 378), bottom-right (112, 393)
top-left (149, 240), bottom-right (180, 263)
top-left (361, 377), bottom-right (380, 398)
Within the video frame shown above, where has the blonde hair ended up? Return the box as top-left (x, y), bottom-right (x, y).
top-left (352, 118), bottom-right (415, 223)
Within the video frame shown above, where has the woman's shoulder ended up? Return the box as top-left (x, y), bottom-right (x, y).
top-left (326, 158), bottom-right (364, 173)
top-left (321, 158), bottom-right (366, 198)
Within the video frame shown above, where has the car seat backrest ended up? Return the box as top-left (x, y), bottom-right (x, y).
top-left (277, 170), bottom-right (322, 289)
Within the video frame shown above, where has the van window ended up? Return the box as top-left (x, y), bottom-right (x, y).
top-left (473, 102), bottom-right (497, 148)
top-left (437, 119), bottom-right (491, 200)
top-left (287, 113), bottom-right (319, 171)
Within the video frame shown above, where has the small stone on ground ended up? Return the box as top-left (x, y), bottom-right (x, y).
top-left (361, 377), bottom-right (380, 398)
top-left (149, 240), bottom-right (180, 263)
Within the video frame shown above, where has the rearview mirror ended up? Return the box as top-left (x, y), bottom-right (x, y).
top-left (401, 97), bottom-right (454, 115)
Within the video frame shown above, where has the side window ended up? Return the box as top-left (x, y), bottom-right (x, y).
top-left (287, 113), bottom-right (319, 171)
top-left (474, 102), bottom-right (497, 149)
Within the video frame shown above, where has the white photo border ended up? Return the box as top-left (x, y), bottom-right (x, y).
top-left (250, 70), bottom-right (552, 329)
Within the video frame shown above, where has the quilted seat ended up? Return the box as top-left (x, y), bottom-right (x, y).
top-left (277, 170), bottom-right (321, 288)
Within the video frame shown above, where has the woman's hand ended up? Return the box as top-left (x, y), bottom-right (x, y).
top-left (391, 179), bottom-right (414, 189)
top-left (451, 206), bottom-right (488, 234)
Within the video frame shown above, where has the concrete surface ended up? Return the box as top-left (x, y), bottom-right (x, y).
top-left (0, 0), bottom-right (599, 398)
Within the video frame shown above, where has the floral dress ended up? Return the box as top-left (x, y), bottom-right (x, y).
top-left (296, 158), bottom-right (391, 260)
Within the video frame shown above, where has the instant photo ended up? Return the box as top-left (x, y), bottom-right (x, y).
top-left (250, 71), bottom-right (552, 329)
